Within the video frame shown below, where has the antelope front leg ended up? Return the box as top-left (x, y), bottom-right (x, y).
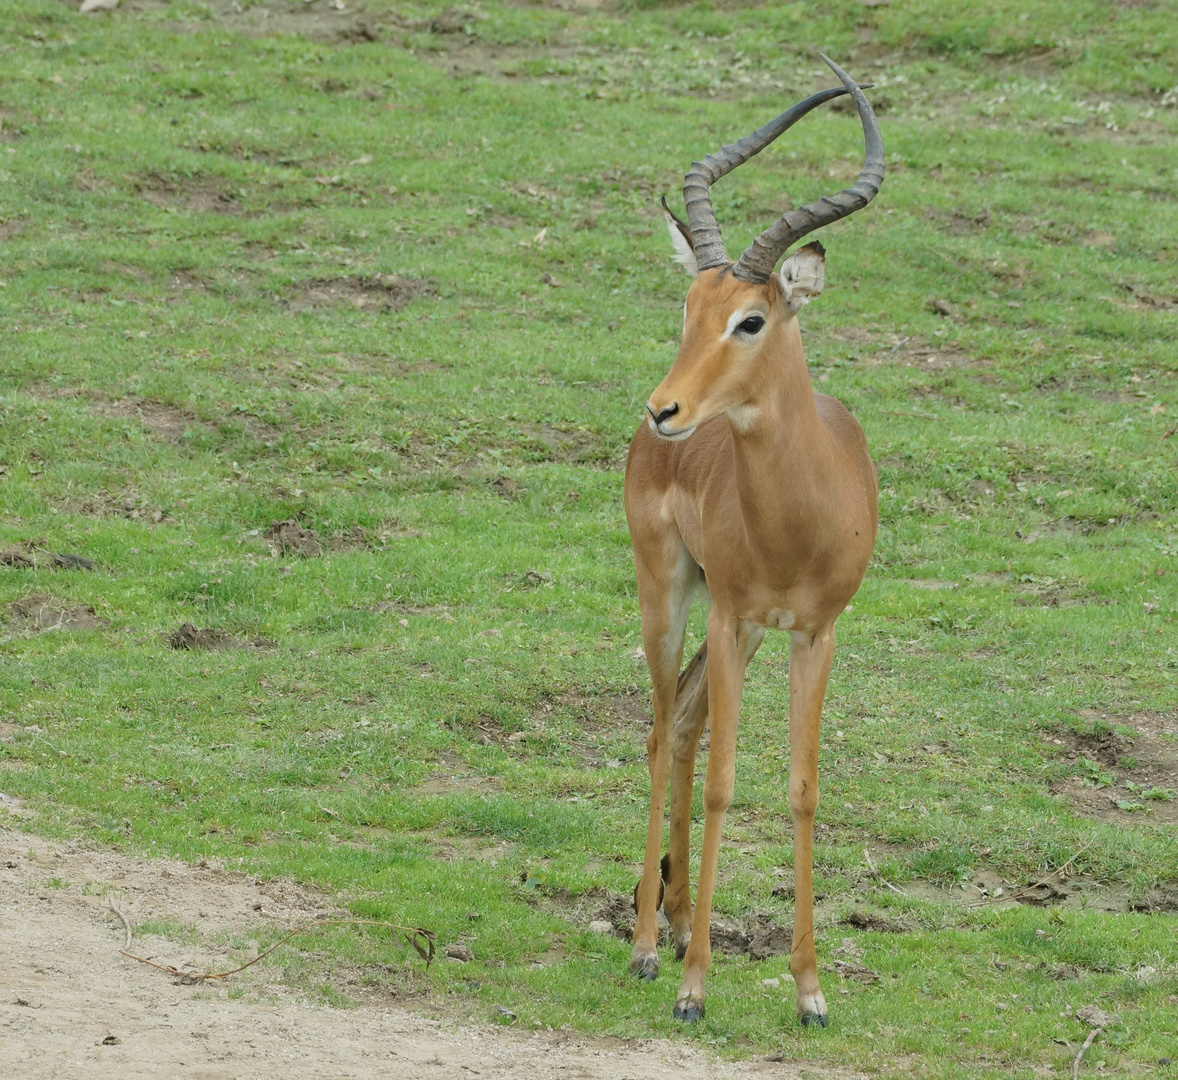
top-left (674, 611), bottom-right (747, 1022)
top-left (787, 626), bottom-right (836, 1028)
top-left (630, 596), bottom-right (690, 981)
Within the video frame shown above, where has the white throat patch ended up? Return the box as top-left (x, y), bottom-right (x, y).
top-left (728, 404), bottom-right (760, 432)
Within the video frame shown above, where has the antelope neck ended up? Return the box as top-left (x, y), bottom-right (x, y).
top-left (725, 327), bottom-right (836, 545)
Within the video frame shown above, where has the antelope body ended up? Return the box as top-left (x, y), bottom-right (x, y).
top-left (624, 57), bottom-right (883, 1028)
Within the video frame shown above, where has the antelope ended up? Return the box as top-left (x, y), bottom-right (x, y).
top-left (624, 56), bottom-right (883, 1028)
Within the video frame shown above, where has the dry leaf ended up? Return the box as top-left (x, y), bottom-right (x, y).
top-left (80, 0), bottom-right (119, 11)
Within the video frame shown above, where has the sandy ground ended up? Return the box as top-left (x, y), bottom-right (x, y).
top-left (0, 826), bottom-right (862, 1080)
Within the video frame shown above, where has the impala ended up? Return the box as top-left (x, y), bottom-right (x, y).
top-left (624, 56), bottom-right (883, 1028)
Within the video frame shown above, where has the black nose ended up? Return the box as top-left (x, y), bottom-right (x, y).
top-left (648, 402), bottom-right (679, 426)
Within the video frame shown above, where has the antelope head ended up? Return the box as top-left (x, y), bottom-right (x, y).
top-left (646, 56), bottom-right (883, 441)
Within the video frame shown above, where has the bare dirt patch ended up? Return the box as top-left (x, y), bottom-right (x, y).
top-left (264, 518), bottom-right (325, 557)
top-left (533, 885), bottom-right (793, 960)
top-left (168, 268), bottom-right (208, 296)
top-left (58, 490), bottom-right (165, 523)
top-left (821, 328), bottom-right (981, 371)
top-left (887, 337), bottom-right (979, 371)
top-left (413, 751), bottom-right (503, 796)
top-left (7, 594), bottom-right (103, 632)
top-left (132, 173), bottom-right (242, 215)
top-left (0, 109), bottom-right (29, 142)
top-left (901, 867), bottom-right (1133, 913)
top-left (1053, 711), bottom-right (1178, 827)
top-left (263, 519), bottom-right (373, 557)
top-left (127, 0), bottom-right (400, 44)
top-left (1, 543), bottom-right (95, 571)
top-left (530, 690), bottom-right (648, 766)
top-left (92, 397), bottom-right (209, 444)
top-left (435, 41), bottom-right (578, 80)
top-left (168, 622), bottom-right (277, 652)
top-left (924, 207), bottom-right (992, 236)
top-left (840, 909), bottom-right (912, 933)
top-left (0, 826), bottom-right (852, 1080)
top-left (1113, 282), bottom-right (1178, 312)
top-left (1012, 577), bottom-right (1096, 608)
top-left (518, 422), bottom-right (616, 465)
top-left (417, 772), bottom-right (503, 796)
top-left (487, 474), bottom-right (522, 500)
top-left (290, 275), bottom-right (436, 313)
top-left (1129, 887), bottom-right (1178, 913)
top-left (536, 691), bottom-right (648, 730)
top-left (709, 913), bottom-right (794, 960)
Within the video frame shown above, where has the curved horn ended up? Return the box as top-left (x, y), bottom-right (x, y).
top-left (733, 55), bottom-right (884, 284)
top-left (682, 81), bottom-right (865, 273)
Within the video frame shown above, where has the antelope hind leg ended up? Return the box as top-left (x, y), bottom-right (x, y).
top-left (662, 642), bottom-right (709, 959)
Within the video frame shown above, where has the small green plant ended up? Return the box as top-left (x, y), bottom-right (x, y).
top-left (1142, 788), bottom-right (1176, 802)
top-left (1076, 757), bottom-right (1113, 789)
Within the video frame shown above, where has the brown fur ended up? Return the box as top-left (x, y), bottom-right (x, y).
top-left (624, 259), bottom-right (877, 1026)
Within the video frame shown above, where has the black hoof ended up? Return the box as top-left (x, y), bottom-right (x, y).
top-left (630, 955), bottom-right (658, 982)
top-left (672, 937), bottom-right (690, 961)
top-left (799, 1012), bottom-right (828, 1029)
top-left (673, 998), bottom-right (705, 1023)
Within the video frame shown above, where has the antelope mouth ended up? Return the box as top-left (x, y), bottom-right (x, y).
top-left (650, 420), bottom-right (697, 442)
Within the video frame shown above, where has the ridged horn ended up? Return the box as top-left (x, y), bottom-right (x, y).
top-left (733, 55), bottom-right (884, 284)
top-left (682, 79), bottom-right (866, 273)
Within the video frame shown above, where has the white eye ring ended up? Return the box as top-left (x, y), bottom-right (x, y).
top-left (724, 309), bottom-right (765, 338)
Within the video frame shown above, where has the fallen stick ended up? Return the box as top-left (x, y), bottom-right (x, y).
top-left (1073, 1027), bottom-right (1101, 1079)
top-left (863, 848), bottom-right (907, 896)
top-left (108, 897), bottom-right (132, 950)
top-left (109, 903), bottom-right (435, 982)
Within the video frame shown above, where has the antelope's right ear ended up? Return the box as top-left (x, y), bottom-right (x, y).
top-left (662, 196), bottom-right (698, 276)
top-left (779, 241), bottom-right (826, 315)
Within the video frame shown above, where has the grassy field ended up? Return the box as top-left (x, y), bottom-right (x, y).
top-left (1, 0), bottom-right (1176, 1075)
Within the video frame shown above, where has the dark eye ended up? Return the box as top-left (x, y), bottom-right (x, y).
top-left (737, 315), bottom-right (765, 335)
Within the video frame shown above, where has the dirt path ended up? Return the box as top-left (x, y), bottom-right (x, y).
top-left (0, 827), bottom-right (860, 1080)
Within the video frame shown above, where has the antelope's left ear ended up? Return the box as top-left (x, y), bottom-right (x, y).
top-left (779, 241), bottom-right (826, 315)
top-left (662, 196), bottom-right (698, 276)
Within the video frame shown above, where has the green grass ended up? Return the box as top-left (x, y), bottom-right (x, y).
top-left (1, 0), bottom-right (1177, 1076)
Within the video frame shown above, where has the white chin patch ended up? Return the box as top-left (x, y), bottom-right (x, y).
top-left (654, 424), bottom-right (697, 442)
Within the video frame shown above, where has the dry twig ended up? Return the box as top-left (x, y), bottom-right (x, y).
top-left (114, 914), bottom-right (436, 983)
top-left (108, 897), bottom-right (132, 950)
top-left (1073, 1027), bottom-right (1101, 1079)
top-left (863, 848), bottom-right (907, 896)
